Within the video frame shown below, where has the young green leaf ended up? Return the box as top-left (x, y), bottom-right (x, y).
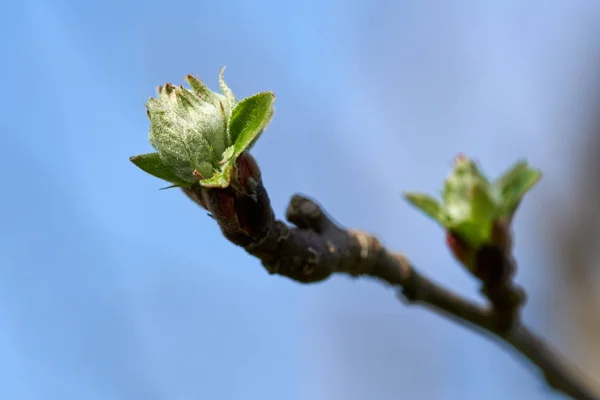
top-left (228, 92), bottom-right (275, 155)
top-left (220, 146), bottom-right (235, 164)
top-left (200, 161), bottom-right (234, 188)
top-left (494, 161), bottom-right (528, 193)
top-left (130, 152), bottom-right (191, 185)
top-left (404, 193), bottom-right (443, 225)
top-left (497, 164), bottom-right (542, 217)
top-left (219, 67), bottom-right (237, 115)
top-left (184, 74), bottom-right (222, 107)
top-left (470, 183), bottom-right (497, 243)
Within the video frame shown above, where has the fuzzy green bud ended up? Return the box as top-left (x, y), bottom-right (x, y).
top-left (130, 68), bottom-right (275, 189)
top-left (404, 154), bottom-right (542, 269)
top-left (146, 69), bottom-right (236, 182)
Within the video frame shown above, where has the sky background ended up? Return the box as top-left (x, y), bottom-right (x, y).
top-left (2, 1), bottom-right (600, 399)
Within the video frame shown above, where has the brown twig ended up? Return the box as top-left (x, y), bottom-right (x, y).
top-left (181, 154), bottom-right (599, 400)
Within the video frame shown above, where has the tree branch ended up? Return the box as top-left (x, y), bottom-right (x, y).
top-left (182, 155), bottom-right (599, 400)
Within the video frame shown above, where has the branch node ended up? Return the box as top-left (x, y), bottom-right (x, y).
top-left (263, 260), bottom-right (279, 275)
top-left (286, 194), bottom-right (332, 233)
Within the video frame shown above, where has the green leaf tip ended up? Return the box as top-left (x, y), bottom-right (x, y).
top-left (494, 161), bottom-right (542, 217)
top-left (200, 160), bottom-right (234, 188)
top-left (403, 192), bottom-right (443, 224)
top-left (228, 91), bottom-right (276, 157)
top-left (404, 155), bottom-right (542, 249)
top-left (130, 152), bottom-right (192, 186)
top-left (132, 69), bottom-right (276, 189)
top-left (219, 66), bottom-right (237, 116)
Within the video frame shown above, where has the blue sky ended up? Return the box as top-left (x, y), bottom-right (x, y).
top-left (2, 1), bottom-right (600, 399)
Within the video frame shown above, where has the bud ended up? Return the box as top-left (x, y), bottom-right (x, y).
top-left (404, 155), bottom-right (541, 272)
top-left (146, 77), bottom-right (232, 182)
top-left (130, 68), bottom-right (275, 190)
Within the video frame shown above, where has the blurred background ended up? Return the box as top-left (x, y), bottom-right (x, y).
top-left (2, 1), bottom-right (600, 399)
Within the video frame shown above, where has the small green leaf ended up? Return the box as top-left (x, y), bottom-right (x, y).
top-left (495, 162), bottom-right (542, 217)
top-left (470, 183), bottom-right (497, 243)
top-left (200, 161), bottom-right (233, 188)
top-left (494, 161), bottom-right (528, 192)
top-left (443, 157), bottom-right (489, 204)
top-left (184, 74), bottom-right (221, 107)
top-left (219, 67), bottom-right (237, 114)
top-left (228, 92), bottom-right (275, 155)
top-left (130, 152), bottom-right (191, 185)
top-left (404, 193), bottom-right (443, 225)
top-left (220, 146), bottom-right (235, 164)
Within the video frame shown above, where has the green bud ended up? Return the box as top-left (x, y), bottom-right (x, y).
top-left (130, 68), bottom-right (276, 189)
top-left (404, 155), bottom-right (542, 252)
